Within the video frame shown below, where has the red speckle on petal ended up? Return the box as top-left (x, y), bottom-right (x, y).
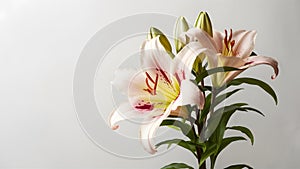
top-left (135, 103), bottom-right (154, 111)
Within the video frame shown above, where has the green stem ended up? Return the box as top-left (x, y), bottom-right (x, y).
top-left (197, 80), bottom-right (207, 169)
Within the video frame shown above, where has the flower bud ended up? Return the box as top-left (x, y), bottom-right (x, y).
top-left (148, 27), bottom-right (172, 53)
top-left (194, 11), bottom-right (213, 37)
top-left (174, 16), bottom-right (189, 53)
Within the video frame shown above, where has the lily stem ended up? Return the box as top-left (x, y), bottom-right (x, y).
top-left (197, 80), bottom-right (207, 169)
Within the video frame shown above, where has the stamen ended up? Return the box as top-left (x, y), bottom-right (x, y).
top-left (145, 78), bottom-right (154, 90)
top-left (144, 72), bottom-right (159, 95)
top-left (230, 40), bottom-right (235, 48)
top-left (153, 73), bottom-right (159, 92)
top-left (145, 72), bottom-right (155, 83)
top-left (159, 69), bottom-right (171, 85)
top-left (228, 29), bottom-right (233, 42)
top-left (224, 29), bottom-right (229, 50)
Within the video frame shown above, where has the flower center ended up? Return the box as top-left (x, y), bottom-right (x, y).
top-left (222, 29), bottom-right (235, 56)
top-left (138, 68), bottom-right (180, 110)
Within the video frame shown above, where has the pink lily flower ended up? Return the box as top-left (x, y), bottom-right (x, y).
top-left (109, 36), bottom-right (205, 154)
top-left (181, 28), bottom-right (279, 86)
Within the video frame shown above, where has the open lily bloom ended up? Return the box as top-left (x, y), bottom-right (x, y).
top-left (181, 28), bottom-right (279, 86)
top-left (109, 36), bottom-right (205, 154)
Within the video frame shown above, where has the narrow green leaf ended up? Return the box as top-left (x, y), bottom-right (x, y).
top-left (238, 107), bottom-right (265, 117)
top-left (156, 139), bottom-right (197, 157)
top-left (228, 77), bottom-right (278, 105)
top-left (200, 93), bottom-right (212, 122)
top-left (214, 88), bottom-right (244, 107)
top-left (161, 119), bottom-right (195, 141)
top-left (161, 162), bottom-right (194, 169)
top-left (227, 126), bottom-right (254, 145)
top-left (200, 143), bottom-right (217, 166)
top-left (196, 66), bottom-right (241, 84)
top-left (218, 136), bottom-right (247, 155)
top-left (224, 164), bottom-right (253, 169)
top-left (203, 103), bottom-right (248, 141)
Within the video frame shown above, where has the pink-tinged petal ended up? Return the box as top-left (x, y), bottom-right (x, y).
top-left (222, 55), bottom-right (279, 84)
top-left (140, 37), bottom-right (173, 73)
top-left (181, 28), bottom-right (218, 53)
top-left (109, 102), bottom-right (164, 130)
top-left (218, 54), bottom-right (246, 68)
top-left (243, 55), bottom-right (279, 79)
top-left (213, 30), bottom-right (224, 52)
top-left (232, 30), bottom-right (257, 59)
top-left (139, 103), bottom-right (173, 154)
top-left (109, 102), bottom-right (139, 130)
top-left (173, 42), bottom-right (216, 81)
top-left (172, 80), bottom-right (204, 109)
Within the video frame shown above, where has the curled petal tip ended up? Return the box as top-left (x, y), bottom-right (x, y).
top-left (111, 125), bottom-right (119, 130)
top-left (271, 73), bottom-right (278, 80)
top-left (148, 148), bottom-right (157, 154)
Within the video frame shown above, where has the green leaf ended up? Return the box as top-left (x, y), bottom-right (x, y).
top-left (161, 119), bottom-right (195, 141)
top-left (218, 136), bottom-right (247, 155)
top-left (200, 143), bottom-right (217, 166)
top-left (214, 88), bottom-right (244, 107)
top-left (200, 93), bottom-right (212, 122)
top-left (156, 139), bottom-right (197, 157)
top-left (196, 66), bottom-right (241, 84)
top-left (224, 164), bottom-right (253, 169)
top-left (203, 103), bottom-right (248, 141)
top-left (201, 88), bottom-right (242, 123)
top-left (237, 107), bottom-right (265, 117)
top-left (228, 77), bottom-right (278, 105)
top-left (226, 126), bottom-right (254, 145)
top-left (161, 163), bottom-right (194, 169)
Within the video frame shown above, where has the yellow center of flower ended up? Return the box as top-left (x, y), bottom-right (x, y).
top-left (132, 68), bottom-right (180, 112)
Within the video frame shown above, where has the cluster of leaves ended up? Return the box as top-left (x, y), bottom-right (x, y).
top-left (157, 65), bottom-right (277, 169)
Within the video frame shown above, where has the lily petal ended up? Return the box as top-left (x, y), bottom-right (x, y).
top-left (140, 36), bottom-right (173, 73)
top-left (232, 30), bottom-right (257, 59)
top-left (222, 55), bottom-right (279, 84)
top-left (213, 30), bottom-right (224, 52)
top-left (109, 102), bottom-right (140, 130)
top-left (111, 69), bottom-right (139, 95)
top-left (139, 103), bottom-right (173, 154)
top-left (172, 79), bottom-right (204, 109)
top-left (109, 102), bottom-right (164, 130)
top-left (243, 55), bottom-right (279, 79)
top-left (173, 42), bottom-right (215, 81)
top-left (181, 28), bottom-right (218, 53)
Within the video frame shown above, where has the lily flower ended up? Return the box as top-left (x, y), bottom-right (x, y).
top-left (181, 28), bottom-right (279, 86)
top-left (109, 36), bottom-right (205, 154)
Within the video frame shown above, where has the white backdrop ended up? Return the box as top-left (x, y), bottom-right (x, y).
top-left (0, 0), bottom-right (299, 168)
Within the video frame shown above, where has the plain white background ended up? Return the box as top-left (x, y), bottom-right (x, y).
top-left (0, 0), bottom-right (299, 168)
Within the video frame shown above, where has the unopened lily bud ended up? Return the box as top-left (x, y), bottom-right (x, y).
top-left (174, 16), bottom-right (189, 53)
top-left (194, 11), bottom-right (213, 37)
top-left (148, 27), bottom-right (172, 53)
